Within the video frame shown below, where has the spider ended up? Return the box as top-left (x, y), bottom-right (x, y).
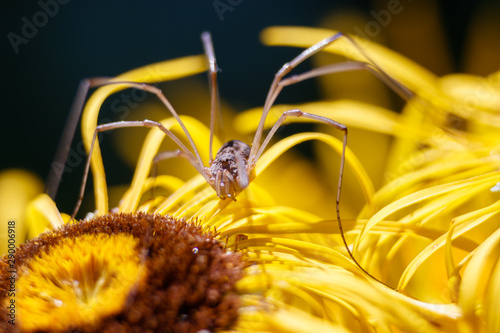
top-left (45, 31), bottom-right (411, 287)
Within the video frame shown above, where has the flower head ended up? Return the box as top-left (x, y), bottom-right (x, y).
top-left (4, 26), bottom-right (500, 332)
top-left (0, 212), bottom-right (242, 332)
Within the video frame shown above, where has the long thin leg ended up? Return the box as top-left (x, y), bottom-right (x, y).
top-left (71, 120), bottom-right (209, 220)
top-left (46, 77), bottom-right (207, 201)
top-left (246, 61), bottom-right (411, 168)
top-left (150, 149), bottom-right (212, 199)
top-left (250, 32), bottom-right (412, 162)
top-left (201, 32), bottom-right (223, 164)
top-left (152, 150), bottom-right (210, 183)
top-left (278, 61), bottom-right (413, 101)
top-left (252, 109), bottom-right (391, 288)
top-left (45, 79), bottom-right (91, 200)
top-left (89, 78), bottom-right (205, 166)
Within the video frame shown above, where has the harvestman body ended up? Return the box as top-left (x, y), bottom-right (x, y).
top-left (45, 31), bottom-right (412, 287)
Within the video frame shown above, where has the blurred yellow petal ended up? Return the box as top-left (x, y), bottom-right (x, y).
top-left (153, 174), bottom-right (207, 215)
top-left (315, 9), bottom-right (392, 107)
top-left (0, 169), bottom-right (43, 254)
top-left (437, 74), bottom-right (500, 129)
top-left (138, 175), bottom-right (185, 198)
top-left (25, 193), bottom-right (65, 239)
top-left (459, 228), bottom-right (500, 333)
top-left (439, 74), bottom-right (500, 112)
top-left (398, 198), bottom-right (500, 293)
top-left (267, 306), bottom-right (349, 333)
top-left (253, 154), bottom-right (334, 218)
top-left (485, 254), bottom-right (500, 332)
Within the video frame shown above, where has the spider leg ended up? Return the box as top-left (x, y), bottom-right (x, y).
top-left (235, 151), bottom-right (249, 191)
top-left (151, 149), bottom-right (212, 200)
top-left (278, 61), bottom-right (413, 101)
top-left (46, 77), bottom-right (206, 201)
top-left (215, 170), bottom-right (223, 198)
top-left (247, 60), bottom-right (411, 168)
top-left (252, 109), bottom-right (390, 287)
top-left (253, 111), bottom-right (346, 244)
top-left (90, 78), bottom-right (204, 165)
top-left (251, 110), bottom-right (347, 237)
top-left (223, 170), bottom-right (232, 199)
top-left (252, 109), bottom-right (346, 174)
top-left (250, 31), bottom-right (412, 161)
top-left (45, 78), bottom-right (93, 200)
top-left (201, 32), bottom-right (223, 164)
top-left (153, 150), bottom-right (211, 184)
top-left (72, 119), bottom-right (206, 220)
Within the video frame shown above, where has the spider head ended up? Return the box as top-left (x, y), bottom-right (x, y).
top-left (208, 140), bottom-right (251, 200)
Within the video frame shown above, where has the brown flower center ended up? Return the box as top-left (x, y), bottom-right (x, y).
top-left (0, 212), bottom-right (244, 333)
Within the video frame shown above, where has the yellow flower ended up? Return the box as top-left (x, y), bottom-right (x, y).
top-left (1, 212), bottom-right (242, 332)
top-left (237, 25), bottom-right (500, 331)
top-left (4, 26), bottom-right (497, 332)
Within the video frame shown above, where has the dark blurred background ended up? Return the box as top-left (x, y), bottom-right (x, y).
top-left (1, 0), bottom-right (498, 214)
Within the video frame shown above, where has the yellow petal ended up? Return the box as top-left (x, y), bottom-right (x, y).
top-left (26, 194), bottom-right (65, 239)
top-left (398, 198), bottom-right (500, 292)
top-left (364, 155), bottom-right (500, 216)
top-left (0, 169), bottom-right (43, 253)
top-left (268, 306), bottom-right (349, 333)
top-left (356, 171), bottom-right (500, 252)
top-left (485, 253), bottom-right (500, 332)
top-left (459, 227), bottom-right (500, 332)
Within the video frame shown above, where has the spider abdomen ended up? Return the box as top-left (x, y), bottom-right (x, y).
top-left (208, 140), bottom-right (250, 199)
top-left (212, 140), bottom-right (250, 173)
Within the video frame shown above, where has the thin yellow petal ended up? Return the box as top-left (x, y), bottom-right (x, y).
top-left (398, 199), bottom-right (500, 291)
top-left (154, 175), bottom-right (207, 215)
top-left (268, 306), bottom-right (349, 333)
top-left (356, 171), bottom-right (500, 252)
top-left (485, 255), bottom-right (500, 333)
top-left (363, 155), bottom-right (500, 216)
top-left (0, 169), bottom-right (43, 252)
top-left (141, 175), bottom-right (185, 197)
top-left (240, 237), bottom-right (358, 272)
top-left (459, 228), bottom-right (500, 332)
top-left (26, 194), bottom-right (65, 239)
